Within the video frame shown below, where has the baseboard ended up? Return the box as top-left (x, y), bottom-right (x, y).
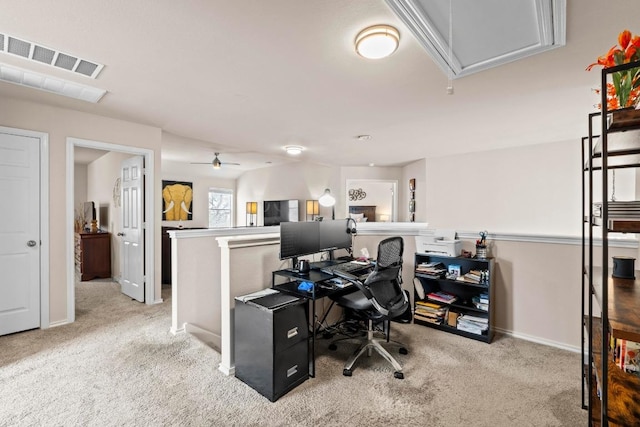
top-left (185, 323), bottom-right (221, 351)
top-left (218, 364), bottom-right (235, 376)
top-left (48, 319), bottom-right (70, 328)
top-left (495, 327), bottom-right (580, 353)
top-left (170, 323), bottom-right (186, 335)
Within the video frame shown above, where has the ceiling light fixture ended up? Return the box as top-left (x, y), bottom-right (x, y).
top-left (355, 25), bottom-right (400, 59)
top-left (284, 145), bottom-right (303, 155)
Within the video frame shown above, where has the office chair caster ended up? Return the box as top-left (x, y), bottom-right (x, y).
top-left (399, 347), bottom-right (408, 355)
top-left (343, 368), bottom-right (352, 376)
top-left (394, 371), bottom-right (404, 379)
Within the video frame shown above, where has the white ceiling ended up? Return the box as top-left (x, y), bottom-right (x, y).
top-left (0, 0), bottom-right (635, 178)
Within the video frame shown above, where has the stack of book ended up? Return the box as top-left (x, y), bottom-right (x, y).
top-left (593, 201), bottom-right (640, 219)
top-left (414, 300), bottom-right (447, 324)
top-left (471, 293), bottom-right (489, 311)
top-left (457, 314), bottom-right (488, 335)
top-left (415, 262), bottom-right (447, 279)
top-left (612, 338), bottom-right (640, 377)
top-left (426, 290), bottom-right (457, 304)
top-left (456, 269), bottom-right (489, 284)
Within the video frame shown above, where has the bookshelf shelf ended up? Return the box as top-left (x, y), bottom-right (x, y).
top-left (413, 253), bottom-right (494, 344)
top-left (582, 62), bottom-right (640, 427)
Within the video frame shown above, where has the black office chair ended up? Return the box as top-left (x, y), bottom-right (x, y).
top-left (329, 236), bottom-right (409, 379)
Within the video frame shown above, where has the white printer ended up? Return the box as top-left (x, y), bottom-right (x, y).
top-left (415, 229), bottom-right (462, 257)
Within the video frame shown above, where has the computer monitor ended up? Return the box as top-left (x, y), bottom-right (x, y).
top-left (279, 221), bottom-right (320, 261)
top-left (319, 219), bottom-right (352, 253)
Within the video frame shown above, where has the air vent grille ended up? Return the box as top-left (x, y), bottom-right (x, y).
top-left (0, 32), bottom-right (104, 79)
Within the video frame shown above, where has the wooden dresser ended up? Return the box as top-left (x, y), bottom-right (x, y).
top-left (75, 232), bottom-right (111, 281)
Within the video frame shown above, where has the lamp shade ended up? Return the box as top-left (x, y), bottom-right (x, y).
top-left (246, 201), bottom-right (257, 214)
top-left (355, 25), bottom-right (400, 59)
top-left (318, 189), bottom-right (336, 207)
top-left (306, 200), bottom-right (319, 215)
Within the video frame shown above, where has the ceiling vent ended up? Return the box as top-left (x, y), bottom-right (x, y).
top-left (0, 62), bottom-right (107, 103)
top-left (0, 32), bottom-right (104, 79)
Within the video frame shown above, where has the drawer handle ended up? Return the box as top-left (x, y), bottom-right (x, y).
top-left (287, 365), bottom-right (298, 377)
top-left (287, 327), bottom-right (298, 339)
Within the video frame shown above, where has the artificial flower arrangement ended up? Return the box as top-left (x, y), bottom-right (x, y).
top-left (587, 29), bottom-right (640, 110)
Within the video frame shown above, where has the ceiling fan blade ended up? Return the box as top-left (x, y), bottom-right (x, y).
top-left (190, 162), bottom-right (214, 165)
top-left (222, 162), bottom-right (241, 166)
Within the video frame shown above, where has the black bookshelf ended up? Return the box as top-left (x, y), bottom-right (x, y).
top-left (413, 253), bottom-right (495, 343)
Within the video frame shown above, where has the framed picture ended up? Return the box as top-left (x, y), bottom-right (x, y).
top-left (409, 178), bottom-right (416, 192)
top-left (409, 199), bottom-right (415, 213)
top-left (162, 180), bottom-right (193, 221)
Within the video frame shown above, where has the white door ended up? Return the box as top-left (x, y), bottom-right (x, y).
top-left (0, 132), bottom-right (40, 335)
top-left (120, 156), bottom-right (144, 302)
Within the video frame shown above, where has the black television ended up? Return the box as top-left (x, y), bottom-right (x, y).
top-left (264, 200), bottom-right (299, 226)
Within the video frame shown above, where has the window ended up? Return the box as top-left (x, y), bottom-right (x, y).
top-left (208, 188), bottom-right (233, 228)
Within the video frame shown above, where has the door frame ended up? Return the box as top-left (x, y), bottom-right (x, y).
top-left (66, 137), bottom-right (156, 323)
top-left (0, 125), bottom-right (50, 329)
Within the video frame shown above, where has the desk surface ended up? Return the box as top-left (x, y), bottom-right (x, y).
top-left (272, 265), bottom-right (372, 300)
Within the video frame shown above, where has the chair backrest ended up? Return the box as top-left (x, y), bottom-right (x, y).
top-left (363, 236), bottom-right (408, 318)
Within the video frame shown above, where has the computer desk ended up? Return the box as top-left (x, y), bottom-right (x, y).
top-left (271, 264), bottom-right (372, 377)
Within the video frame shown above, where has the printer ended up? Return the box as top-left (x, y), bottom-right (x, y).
top-left (415, 229), bottom-right (462, 257)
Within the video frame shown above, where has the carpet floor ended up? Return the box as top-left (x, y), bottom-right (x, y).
top-left (0, 281), bottom-right (587, 426)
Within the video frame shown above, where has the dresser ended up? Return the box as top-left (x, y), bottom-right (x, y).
top-left (75, 232), bottom-right (111, 281)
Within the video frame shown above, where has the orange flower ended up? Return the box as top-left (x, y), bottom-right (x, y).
top-left (587, 29), bottom-right (640, 110)
top-left (619, 29), bottom-right (632, 49)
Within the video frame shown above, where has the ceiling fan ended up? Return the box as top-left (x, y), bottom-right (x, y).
top-left (191, 152), bottom-right (240, 169)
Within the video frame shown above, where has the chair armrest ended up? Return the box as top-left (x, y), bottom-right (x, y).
top-left (332, 270), bottom-right (373, 299)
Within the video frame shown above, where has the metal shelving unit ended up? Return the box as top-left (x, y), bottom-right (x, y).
top-left (582, 59), bottom-right (640, 427)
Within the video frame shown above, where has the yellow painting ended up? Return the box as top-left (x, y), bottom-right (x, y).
top-left (162, 181), bottom-right (193, 221)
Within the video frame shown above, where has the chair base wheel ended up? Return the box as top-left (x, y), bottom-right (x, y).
top-left (394, 371), bottom-right (404, 379)
top-left (343, 369), bottom-right (352, 376)
top-left (329, 343), bottom-right (337, 351)
top-left (399, 347), bottom-right (408, 355)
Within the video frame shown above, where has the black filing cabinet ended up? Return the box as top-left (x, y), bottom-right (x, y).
top-left (234, 292), bottom-right (309, 401)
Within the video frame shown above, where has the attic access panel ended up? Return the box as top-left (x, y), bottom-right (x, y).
top-left (385, 0), bottom-right (566, 78)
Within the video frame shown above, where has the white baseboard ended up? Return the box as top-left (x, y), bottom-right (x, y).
top-left (495, 327), bottom-right (580, 353)
top-left (48, 319), bottom-right (70, 328)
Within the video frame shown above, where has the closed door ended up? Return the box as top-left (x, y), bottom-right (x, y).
top-left (120, 156), bottom-right (145, 302)
top-left (0, 132), bottom-right (40, 335)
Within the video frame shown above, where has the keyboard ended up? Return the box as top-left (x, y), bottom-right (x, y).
top-left (321, 261), bottom-right (369, 275)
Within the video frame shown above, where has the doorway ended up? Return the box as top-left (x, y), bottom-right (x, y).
top-left (66, 137), bottom-right (157, 323)
top-left (345, 179), bottom-right (398, 222)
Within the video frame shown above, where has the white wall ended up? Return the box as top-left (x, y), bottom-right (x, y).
top-left (425, 139), bottom-right (582, 235)
top-left (0, 97), bottom-right (162, 324)
top-left (237, 162), bottom-right (339, 226)
top-left (403, 159), bottom-right (427, 223)
top-left (74, 164), bottom-right (88, 213)
top-left (161, 132), bottom-right (236, 229)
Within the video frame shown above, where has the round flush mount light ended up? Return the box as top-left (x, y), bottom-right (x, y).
top-left (284, 145), bottom-right (303, 155)
top-left (355, 25), bottom-right (400, 59)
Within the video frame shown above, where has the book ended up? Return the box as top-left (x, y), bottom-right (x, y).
top-left (426, 291), bottom-right (458, 304)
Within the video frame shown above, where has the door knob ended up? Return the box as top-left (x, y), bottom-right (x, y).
top-left (27, 240), bottom-right (37, 247)
top-left (117, 232), bottom-right (125, 236)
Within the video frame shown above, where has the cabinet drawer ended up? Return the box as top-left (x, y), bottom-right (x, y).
top-left (273, 303), bottom-right (308, 352)
top-left (273, 340), bottom-right (309, 399)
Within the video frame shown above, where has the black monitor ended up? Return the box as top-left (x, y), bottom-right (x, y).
top-left (279, 221), bottom-right (320, 260)
top-left (319, 219), bottom-right (352, 253)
